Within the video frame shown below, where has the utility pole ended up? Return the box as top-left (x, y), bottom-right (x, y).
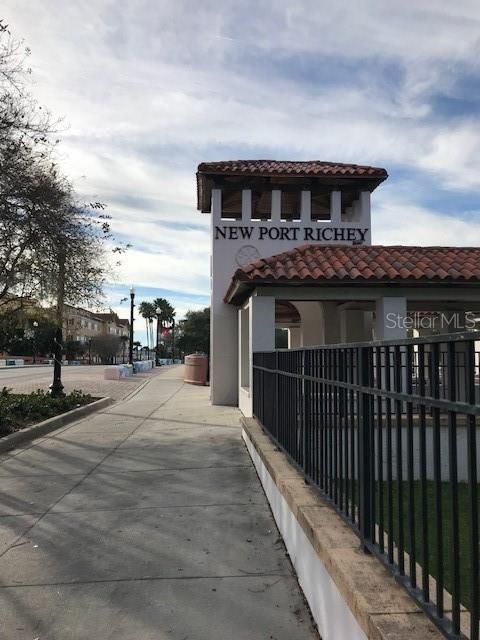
top-left (50, 248), bottom-right (66, 397)
top-left (32, 320), bottom-right (39, 364)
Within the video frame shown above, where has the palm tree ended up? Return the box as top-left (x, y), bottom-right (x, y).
top-left (153, 298), bottom-right (175, 357)
top-left (153, 298), bottom-right (175, 326)
top-left (138, 301), bottom-right (155, 350)
top-left (133, 340), bottom-right (142, 360)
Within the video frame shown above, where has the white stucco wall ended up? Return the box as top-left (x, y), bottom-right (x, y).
top-left (209, 187), bottom-right (373, 406)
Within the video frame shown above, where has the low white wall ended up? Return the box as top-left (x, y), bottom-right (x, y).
top-left (243, 429), bottom-right (367, 640)
top-left (133, 360), bottom-right (154, 373)
top-left (0, 359), bottom-right (25, 367)
top-left (239, 386), bottom-right (252, 417)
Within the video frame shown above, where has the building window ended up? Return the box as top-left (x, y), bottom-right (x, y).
top-left (251, 190), bottom-right (272, 220)
top-left (280, 191), bottom-right (301, 221)
top-left (311, 192), bottom-right (331, 221)
top-left (221, 188), bottom-right (242, 220)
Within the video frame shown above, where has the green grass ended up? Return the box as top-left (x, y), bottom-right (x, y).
top-left (372, 480), bottom-right (478, 611)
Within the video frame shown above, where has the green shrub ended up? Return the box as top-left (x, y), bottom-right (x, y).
top-left (0, 387), bottom-right (93, 435)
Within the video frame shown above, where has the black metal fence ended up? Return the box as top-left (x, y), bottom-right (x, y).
top-left (253, 332), bottom-right (480, 640)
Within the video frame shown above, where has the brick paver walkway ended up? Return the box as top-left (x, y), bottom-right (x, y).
top-left (0, 364), bottom-right (172, 400)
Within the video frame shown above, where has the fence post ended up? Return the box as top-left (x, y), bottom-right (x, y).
top-left (304, 350), bottom-right (311, 476)
top-left (358, 345), bottom-right (373, 549)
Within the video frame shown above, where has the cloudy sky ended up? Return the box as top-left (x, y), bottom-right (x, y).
top-left (3, 1), bottom-right (480, 341)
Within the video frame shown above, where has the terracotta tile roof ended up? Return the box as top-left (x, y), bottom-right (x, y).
top-left (225, 245), bottom-right (480, 303)
top-left (197, 160), bottom-right (388, 212)
top-left (197, 160), bottom-right (387, 178)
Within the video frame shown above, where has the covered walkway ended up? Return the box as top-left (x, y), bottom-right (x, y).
top-left (0, 366), bottom-right (317, 639)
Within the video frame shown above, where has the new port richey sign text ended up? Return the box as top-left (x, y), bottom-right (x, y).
top-left (215, 225), bottom-right (369, 242)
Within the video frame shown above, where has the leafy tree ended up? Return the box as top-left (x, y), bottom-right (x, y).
top-left (0, 20), bottom-right (126, 310)
top-left (64, 340), bottom-right (86, 361)
top-left (0, 21), bottom-right (128, 393)
top-left (0, 307), bottom-right (56, 355)
top-left (0, 19), bottom-right (60, 309)
top-left (176, 307), bottom-right (210, 356)
top-left (90, 335), bottom-right (121, 364)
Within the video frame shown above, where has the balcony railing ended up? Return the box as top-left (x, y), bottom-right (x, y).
top-left (253, 332), bottom-right (480, 640)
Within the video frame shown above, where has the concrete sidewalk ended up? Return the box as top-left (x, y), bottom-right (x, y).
top-left (0, 366), bottom-right (317, 639)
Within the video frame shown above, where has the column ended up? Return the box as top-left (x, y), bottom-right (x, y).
top-left (330, 191), bottom-right (341, 225)
top-left (241, 295), bottom-right (275, 418)
top-left (241, 189), bottom-right (252, 222)
top-left (250, 296), bottom-right (275, 352)
top-left (271, 190), bottom-right (281, 223)
top-left (300, 190), bottom-right (311, 223)
top-left (210, 187), bottom-right (240, 406)
top-left (239, 306), bottom-right (250, 388)
top-left (293, 301), bottom-right (324, 347)
top-left (288, 327), bottom-right (302, 348)
top-left (320, 301), bottom-right (341, 345)
top-left (375, 297), bottom-right (408, 340)
top-left (359, 191), bottom-right (371, 221)
top-left (340, 309), bottom-right (368, 343)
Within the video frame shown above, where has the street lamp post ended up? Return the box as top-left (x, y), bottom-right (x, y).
top-left (129, 286), bottom-right (135, 366)
top-left (171, 318), bottom-right (175, 362)
top-left (149, 318), bottom-right (155, 367)
top-left (50, 247), bottom-right (66, 398)
top-left (155, 307), bottom-right (162, 366)
top-left (32, 321), bottom-right (38, 364)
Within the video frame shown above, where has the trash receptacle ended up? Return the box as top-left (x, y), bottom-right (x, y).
top-left (184, 353), bottom-right (209, 386)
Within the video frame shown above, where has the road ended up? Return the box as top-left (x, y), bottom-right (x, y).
top-left (0, 364), bottom-right (170, 400)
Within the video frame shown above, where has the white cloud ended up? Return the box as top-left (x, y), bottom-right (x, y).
top-left (373, 198), bottom-right (480, 246)
top-left (3, 0), bottom-right (480, 304)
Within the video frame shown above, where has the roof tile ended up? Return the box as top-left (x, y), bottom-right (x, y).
top-left (198, 160), bottom-right (388, 178)
top-left (226, 245), bottom-right (480, 302)
top-left (197, 160), bottom-right (388, 211)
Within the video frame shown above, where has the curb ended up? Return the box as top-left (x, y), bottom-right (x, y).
top-left (0, 364), bottom-right (51, 370)
top-left (0, 396), bottom-right (115, 453)
top-left (119, 364), bottom-right (181, 403)
top-left (121, 377), bottom-right (152, 402)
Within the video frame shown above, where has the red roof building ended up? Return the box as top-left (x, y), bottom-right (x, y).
top-left (196, 158), bottom-right (480, 415)
top-left (225, 245), bottom-right (480, 304)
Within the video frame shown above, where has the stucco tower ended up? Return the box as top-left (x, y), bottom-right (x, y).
top-left (196, 160), bottom-right (387, 406)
